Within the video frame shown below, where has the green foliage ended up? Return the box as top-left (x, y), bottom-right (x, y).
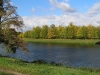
top-left (24, 30), bottom-right (32, 38)
top-left (87, 24), bottom-right (94, 39)
top-left (77, 26), bottom-right (88, 39)
top-left (82, 26), bottom-right (88, 39)
top-left (0, 0), bottom-right (27, 53)
top-left (32, 26), bottom-right (41, 39)
top-left (48, 24), bottom-right (57, 39)
top-left (20, 22), bottom-right (100, 39)
top-left (77, 27), bottom-right (83, 39)
top-left (66, 22), bottom-right (78, 39)
top-left (32, 60), bottom-right (48, 64)
top-left (93, 27), bottom-right (100, 39)
top-left (40, 25), bottom-right (48, 39)
top-left (57, 25), bottom-right (66, 39)
top-left (0, 57), bottom-right (100, 75)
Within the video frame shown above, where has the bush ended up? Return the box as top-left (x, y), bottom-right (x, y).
top-left (50, 62), bottom-right (63, 66)
top-left (32, 60), bottom-right (47, 64)
top-left (0, 54), bottom-right (2, 57)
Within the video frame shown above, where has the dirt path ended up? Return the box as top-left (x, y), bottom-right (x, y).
top-left (0, 68), bottom-right (27, 75)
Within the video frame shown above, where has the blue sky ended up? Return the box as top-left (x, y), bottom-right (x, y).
top-left (11, 0), bottom-right (100, 31)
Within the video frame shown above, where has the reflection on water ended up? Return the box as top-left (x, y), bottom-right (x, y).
top-left (0, 43), bottom-right (100, 68)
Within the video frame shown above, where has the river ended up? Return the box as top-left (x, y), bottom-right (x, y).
top-left (0, 43), bottom-right (100, 68)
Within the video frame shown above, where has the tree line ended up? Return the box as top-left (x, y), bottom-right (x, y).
top-left (19, 22), bottom-right (100, 39)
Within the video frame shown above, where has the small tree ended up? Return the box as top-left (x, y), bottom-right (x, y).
top-left (0, 0), bottom-right (27, 53)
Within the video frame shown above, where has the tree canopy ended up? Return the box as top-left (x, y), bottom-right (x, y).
top-left (20, 23), bottom-right (100, 39)
top-left (0, 0), bottom-right (27, 53)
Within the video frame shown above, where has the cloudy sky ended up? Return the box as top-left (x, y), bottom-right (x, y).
top-left (11, 0), bottom-right (100, 31)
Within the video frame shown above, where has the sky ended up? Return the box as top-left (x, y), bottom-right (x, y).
top-left (11, 0), bottom-right (100, 31)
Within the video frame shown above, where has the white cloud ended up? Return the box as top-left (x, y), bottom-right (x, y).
top-left (22, 14), bottom-right (100, 31)
top-left (87, 2), bottom-right (100, 16)
top-left (32, 7), bottom-right (35, 12)
top-left (50, 7), bottom-right (56, 11)
top-left (49, 0), bottom-right (77, 13)
top-left (21, 1), bottom-right (100, 32)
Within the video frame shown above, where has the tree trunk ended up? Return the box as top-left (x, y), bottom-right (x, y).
top-left (0, 0), bottom-right (3, 42)
top-left (0, 0), bottom-right (3, 26)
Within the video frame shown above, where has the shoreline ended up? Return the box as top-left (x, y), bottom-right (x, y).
top-left (0, 56), bottom-right (100, 75)
top-left (23, 38), bottom-right (100, 45)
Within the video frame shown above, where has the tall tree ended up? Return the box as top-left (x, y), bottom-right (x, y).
top-left (57, 25), bottom-right (66, 39)
top-left (93, 26), bottom-right (100, 39)
top-left (82, 26), bottom-right (88, 39)
top-left (67, 22), bottom-right (78, 39)
top-left (87, 24), bottom-right (94, 39)
top-left (24, 30), bottom-right (32, 38)
top-left (48, 24), bottom-right (57, 39)
top-left (77, 26), bottom-right (88, 39)
top-left (96, 26), bottom-right (100, 39)
top-left (40, 25), bottom-right (48, 39)
top-left (32, 26), bottom-right (41, 39)
top-left (0, 0), bottom-right (27, 53)
top-left (77, 27), bottom-right (83, 39)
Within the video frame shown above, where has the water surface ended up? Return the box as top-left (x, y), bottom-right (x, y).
top-left (0, 43), bottom-right (100, 68)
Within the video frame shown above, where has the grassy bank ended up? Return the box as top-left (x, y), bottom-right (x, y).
top-left (0, 57), bottom-right (100, 75)
top-left (23, 38), bottom-right (100, 45)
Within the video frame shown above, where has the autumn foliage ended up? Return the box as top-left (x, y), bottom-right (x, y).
top-left (20, 23), bottom-right (100, 39)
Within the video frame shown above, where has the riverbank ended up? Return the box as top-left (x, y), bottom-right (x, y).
top-left (23, 38), bottom-right (100, 45)
top-left (0, 56), bottom-right (100, 75)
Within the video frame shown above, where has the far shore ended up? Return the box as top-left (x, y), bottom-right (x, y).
top-left (22, 38), bottom-right (100, 45)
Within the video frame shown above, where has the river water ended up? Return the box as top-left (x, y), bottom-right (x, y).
top-left (0, 43), bottom-right (100, 68)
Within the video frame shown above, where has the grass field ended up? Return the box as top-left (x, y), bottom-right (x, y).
top-left (0, 57), bottom-right (100, 75)
top-left (23, 38), bottom-right (100, 45)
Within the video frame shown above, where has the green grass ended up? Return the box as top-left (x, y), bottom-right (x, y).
top-left (0, 57), bottom-right (100, 75)
top-left (23, 38), bottom-right (100, 45)
top-left (0, 71), bottom-right (14, 75)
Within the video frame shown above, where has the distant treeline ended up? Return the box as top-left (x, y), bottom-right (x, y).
top-left (18, 23), bottom-right (100, 39)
